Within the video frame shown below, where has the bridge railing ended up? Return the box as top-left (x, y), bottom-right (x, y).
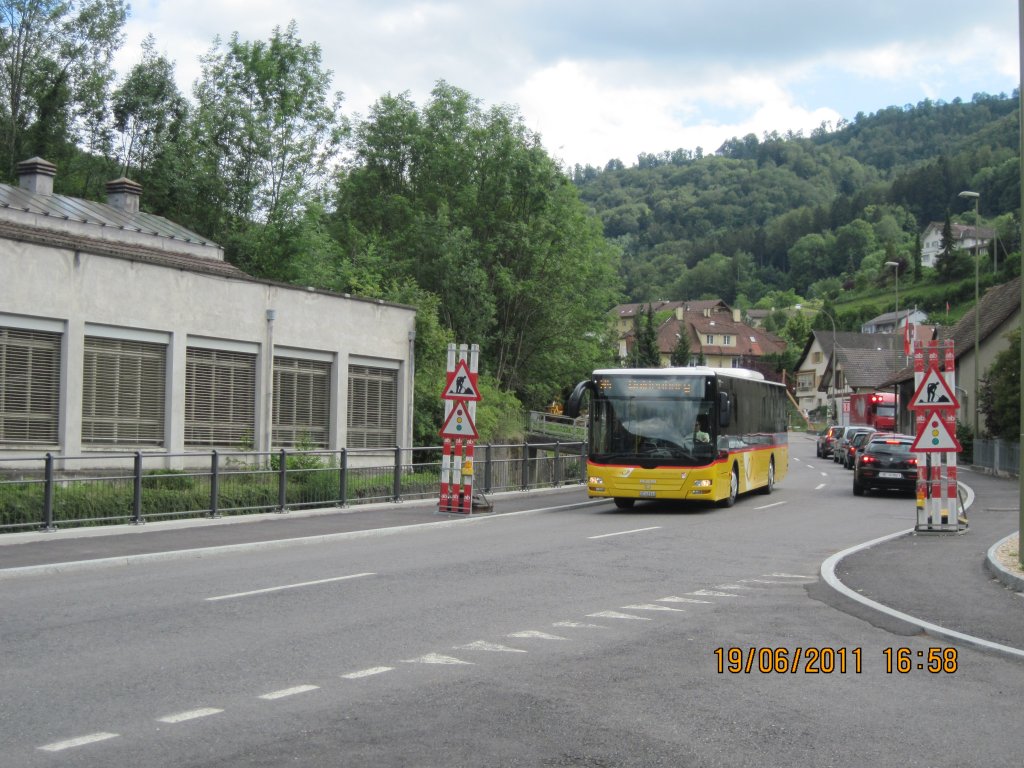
top-left (526, 411), bottom-right (587, 442)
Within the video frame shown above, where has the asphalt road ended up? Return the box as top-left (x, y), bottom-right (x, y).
top-left (2, 441), bottom-right (1023, 767)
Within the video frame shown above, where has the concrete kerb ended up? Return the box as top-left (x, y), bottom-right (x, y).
top-left (986, 532), bottom-right (1024, 592)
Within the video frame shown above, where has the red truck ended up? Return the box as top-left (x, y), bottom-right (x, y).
top-left (849, 392), bottom-right (897, 431)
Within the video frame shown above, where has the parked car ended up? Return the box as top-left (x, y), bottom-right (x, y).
top-left (817, 425), bottom-right (845, 458)
top-left (853, 435), bottom-right (918, 496)
top-left (840, 427), bottom-right (879, 469)
top-left (833, 424), bottom-right (871, 463)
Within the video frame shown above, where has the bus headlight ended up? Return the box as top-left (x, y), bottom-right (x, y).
top-left (692, 479), bottom-right (713, 488)
top-left (588, 476), bottom-right (604, 486)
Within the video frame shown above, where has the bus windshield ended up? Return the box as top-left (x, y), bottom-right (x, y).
top-left (590, 374), bottom-right (716, 466)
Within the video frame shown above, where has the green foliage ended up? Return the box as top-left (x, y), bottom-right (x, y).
top-left (979, 329), bottom-right (1020, 440)
top-left (473, 376), bottom-right (525, 442)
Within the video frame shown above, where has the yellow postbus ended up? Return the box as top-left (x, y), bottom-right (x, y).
top-left (565, 367), bottom-right (789, 508)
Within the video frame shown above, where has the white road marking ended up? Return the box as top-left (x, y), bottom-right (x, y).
top-left (586, 610), bottom-right (651, 620)
top-left (38, 732), bottom-right (119, 752)
top-left (658, 596), bottom-right (712, 604)
top-left (766, 573), bottom-right (816, 579)
top-left (815, 483), bottom-right (826, 490)
top-left (738, 578), bottom-right (783, 584)
top-left (401, 653), bottom-right (473, 665)
top-left (206, 572), bottom-right (375, 601)
top-left (456, 641), bottom-right (527, 653)
top-left (157, 707), bottom-right (223, 723)
top-left (752, 501), bottom-right (786, 510)
top-left (553, 620), bottom-right (606, 628)
top-left (588, 526), bottom-right (661, 540)
top-left (714, 584), bottom-right (753, 590)
top-left (341, 666), bottom-right (395, 679)
top-left (259, 684), bottom-right (319, 700)
top-left (820, 471), bottom-right (828, 477)
top-left (687, 589), bottom-right (738, 597)
top-left (508, 630), bottom-right (567, 640)
top-left (622, 603), bottom-right (686, 612)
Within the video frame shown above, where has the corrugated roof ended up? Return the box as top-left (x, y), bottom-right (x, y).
top-left (0, 182), bottom-right (215, 246)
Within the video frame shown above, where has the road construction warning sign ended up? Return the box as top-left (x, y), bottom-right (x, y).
top-left (911, 410), bottom-right (962, 452)
top-left (441, 359), bottom-right (481, 401)
top-left (908, 365), bottom-right (959, 411)
top-left (440, 399), bottom-right (478, 439)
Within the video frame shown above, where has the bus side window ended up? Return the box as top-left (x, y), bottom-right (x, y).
top-left (718, 391), bottom-right (731, 427)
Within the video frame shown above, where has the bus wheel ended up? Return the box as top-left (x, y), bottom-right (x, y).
top-left (613, 498), bottom-right (635, 509)
top-left (759, 458), bottom-right (775, 494)
top-left (717, 466), bottom-right (738, 508)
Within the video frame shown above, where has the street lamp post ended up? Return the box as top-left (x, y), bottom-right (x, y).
top-left (885, 260), bottom-right (901, 431)
top-left (958, 190), bottom-right (981, 443)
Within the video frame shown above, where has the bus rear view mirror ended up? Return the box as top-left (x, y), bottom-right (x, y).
top-left (565, 379), bottom-right (595, 418)
top-left (718, 392), bottom-right (731, 427)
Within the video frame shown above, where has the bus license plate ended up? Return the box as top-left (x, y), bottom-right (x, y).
top-left (639, 490), bottom-right (656, 497)
top-left (879, 472), bottom-right (902, 479)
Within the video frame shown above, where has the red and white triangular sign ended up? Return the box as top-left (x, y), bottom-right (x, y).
top-left (911, 410), bottom-right (962, 452)
top-left (908, 365), bottom-right (959, 410)
top-left (440, 399), bottom-right (478, 439)
top-left (441, 359), bottom-right (481, 401)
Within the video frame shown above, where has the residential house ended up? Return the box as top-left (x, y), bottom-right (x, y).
top-left (0, 158), bottom-right (417, 468)
top-left (793, 330), bottom-right (901, 422)
top-left (614, 299), bottom-right (785, 377)
top-left (920, 222), bottom-right (996, 269)
top-left (860, 308), bottom-right (929, 335)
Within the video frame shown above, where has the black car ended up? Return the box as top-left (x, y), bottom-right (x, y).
top-left (853, 435), bottom-right (918, 495)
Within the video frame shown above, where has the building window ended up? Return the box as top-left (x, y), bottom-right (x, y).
top-left (723, 334), bottom-right (732, 346)
top-left (797, 373), bottom-right (814, 391)
top-left (185, 348), bottom-right (257, 447)
top-left (347, 364), bottom-right (397, 449)
top-left (812, 351), bottom-right (822, 364)
top-left (82, 336), bottom-right (166, 446)
top-left (274, 356), bottom-right (331, 448)
top-left (0, 326), bottom-right (61, 444)
top-left (705, 334), bottom-right (714, 345)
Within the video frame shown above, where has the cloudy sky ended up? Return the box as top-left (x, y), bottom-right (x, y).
top-left (116, 1), bottom-right (1021, 169)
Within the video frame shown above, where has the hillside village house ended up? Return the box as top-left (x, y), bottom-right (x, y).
top-left (614, 300), bottom-right (786, 375)
top-left (860, 307), bottom-right (929, 335)
top-left (920, 221), bottom-right (996, 269)
top-left (794, 330), bottom-right (902, 423)
top-left (0, 158), bottom-right (416, 468)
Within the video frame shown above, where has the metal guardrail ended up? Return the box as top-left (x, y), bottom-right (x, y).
top-left (972, 439), bottom-right (1020, 477)
top-left (0, 441), bottom-right (587, 533)
top-left (526, 411), bottom-right (587, 441)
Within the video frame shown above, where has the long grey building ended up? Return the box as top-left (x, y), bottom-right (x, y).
top-left (0, 158), bottom-right (416, 468)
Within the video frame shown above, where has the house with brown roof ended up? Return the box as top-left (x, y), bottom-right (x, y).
top-left (885, 276), bottom-right (1021, 437)
top-left (613, 299), bottom-right (785, 376)
top-left (0, 158), bottom-right (416, 467)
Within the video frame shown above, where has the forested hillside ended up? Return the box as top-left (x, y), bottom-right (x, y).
top-left (1, 4), bottom-right (1019, 435)
top-left (573, 93), bottom-right (1020, 314)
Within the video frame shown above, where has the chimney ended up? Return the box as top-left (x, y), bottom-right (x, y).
top-left (17, 157), bottom-right (56, 196)
top-left (105, 177), bottom-right (142, 214)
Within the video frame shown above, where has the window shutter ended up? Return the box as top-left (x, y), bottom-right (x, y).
top-left (273, 357), bottom-right (331, 448)
top-left (347, 365), bottom-right (397, 449)
top-left (185, 347), bottom-right (256, 447)
top-left (82, 336), bottom-right (166, 447)
top-left (0, 327), bottom-right (61, 444)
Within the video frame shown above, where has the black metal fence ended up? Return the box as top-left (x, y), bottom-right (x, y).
top-left (0, 441), bottom-right (586, 533)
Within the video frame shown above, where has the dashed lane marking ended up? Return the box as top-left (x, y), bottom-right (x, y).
top-left (341, 666), bottom-right (395, 679)
top-left (766, 573), bottom-right (816, 579)
top-left (401, 653), bottom-right (473, 665)
top-left (815, 483), bottom-right (826, 490)
top-left (687, 589), bottom-right (738, 597)
top-left (508, 630), bottom-right (567, 640)
top-left (157, 708), bottom-right (223, 724)
top-left (588, 526), bottom-right (662, 540)
top-left (752, 501), bottom-right (786, 510)
top-left (586, 610), bottom-right (651, 620)
top-left (553, 620), bottom-right (607, 628)
top-left (456, 641), bottom-right (527, 653)
top-left (259, 685), bottom-right (319, 700)
top-left (622, 603), bottom-right (686, 612)
top-left (38, 732), bottom-right (119, 752)
top-left (205, 572), bottom-right (375, 601)
top-left (658, 595), bottom-right (712, 604)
